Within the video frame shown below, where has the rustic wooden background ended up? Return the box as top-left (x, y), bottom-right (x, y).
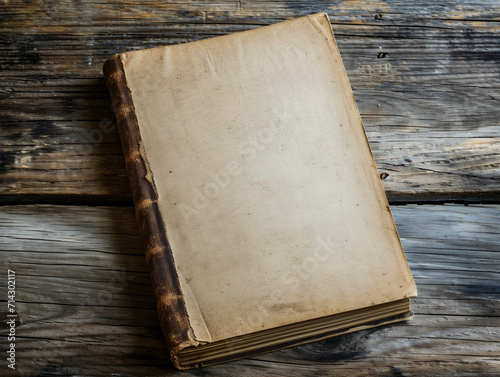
top-left (1, 0), bottom-right (499, 376)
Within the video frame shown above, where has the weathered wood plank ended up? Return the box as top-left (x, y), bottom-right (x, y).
top-left (0, 204), bottom-right (498, 376)
top-left (1, 0), bottom-right (499, 202)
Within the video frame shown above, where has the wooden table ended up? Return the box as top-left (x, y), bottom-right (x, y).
top-left (1, 1), bottom-right (499, 375)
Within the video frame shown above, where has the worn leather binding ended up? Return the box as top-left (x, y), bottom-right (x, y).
top-left (103, 57), bottom-right (197, 369)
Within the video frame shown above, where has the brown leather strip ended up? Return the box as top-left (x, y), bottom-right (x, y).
top-left (103, 55), bottom-right (195, 367)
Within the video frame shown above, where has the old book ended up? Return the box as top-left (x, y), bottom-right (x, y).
top-left (103, 12), bottom-right (417, 370)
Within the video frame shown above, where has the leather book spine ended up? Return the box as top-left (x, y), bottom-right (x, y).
top-left (103, 55), bottom-right (197, 369)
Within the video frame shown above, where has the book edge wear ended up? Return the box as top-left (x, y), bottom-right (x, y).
top-left (103, 56), bottom-right (199, 369)
top-left (103, 12), bottom-right (417, 370)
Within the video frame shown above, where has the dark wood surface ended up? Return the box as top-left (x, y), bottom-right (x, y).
top-left (0, 0), bottom-right (499, 376)
top-left (1, 205), bottom-right (499, 376)
top-left (1, 0), bottom-right (499, 203)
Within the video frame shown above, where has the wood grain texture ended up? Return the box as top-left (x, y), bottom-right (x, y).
top-left (0, 204), bottom-right (499, 376)
top-left (1, 0), bottom-right (499, 202)
top-left (1, 1), bottom-right (499, 375)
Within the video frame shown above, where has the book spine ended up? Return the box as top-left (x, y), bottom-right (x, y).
top-left (103, 56), bottom-right (197, 369)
